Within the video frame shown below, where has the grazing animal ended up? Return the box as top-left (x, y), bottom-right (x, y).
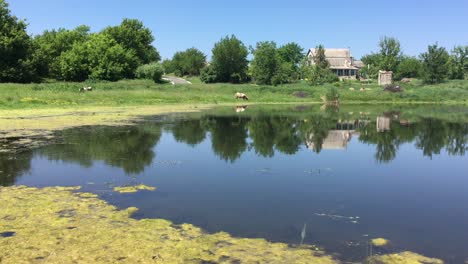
top-left (235, 92), bottom-right (249, 100)
top-left (79, 86), bottom-right (93, 93)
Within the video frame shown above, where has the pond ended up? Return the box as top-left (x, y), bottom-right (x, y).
top-left (1, 105), bottom-right (467, 263)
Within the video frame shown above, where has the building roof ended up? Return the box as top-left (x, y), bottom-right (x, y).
top-left (308, 48), bottom-right (350, 58)
top-left (307, 48), bottom-right (364, 70)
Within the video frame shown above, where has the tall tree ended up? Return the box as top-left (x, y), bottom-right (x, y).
top-left (171, 48), bottom-right (206, 76)
top-left (58, 34), bottom-right (138, 81)
top-left (207, 35), bottom-right (249, 83)
top-left (420, 43), bottom-right (450, 84)
top-left (448, 45), bottom-right (468, 80)
top-left (395, 56), bottom-right (421, 80)
top-left (313, 45), bottom-right (330, 69)
top-left (103, 18), bottom-right (160, 74)
top-left (250, 41), bottom-right (279, 85)
top-left (0, 0), bottom-right (36, 82)
top-left (32, 25), bottom-right (90, 78)
top-left (378, 36), bottom-right (401, 72)
top-left (277, 42), bottom-right (304, 65)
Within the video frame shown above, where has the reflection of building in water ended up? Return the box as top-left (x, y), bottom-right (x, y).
top-left (376, 116), bottom-right (391, 132)
top-left (306, 120), bottom-right (369, 150)
top-left (307, 130), bottom-right (352, 150)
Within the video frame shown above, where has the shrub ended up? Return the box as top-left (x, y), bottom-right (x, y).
top-left (307, 66), bottom-right (338, 86)
top-left (200, 66), bottom-right (218, 83)
top-left (135, 63), bottom-right (164, 83)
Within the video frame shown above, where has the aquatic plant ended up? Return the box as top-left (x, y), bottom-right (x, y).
top-left (367, 251), bottom-right (443, 264)
top-left (113, 184), bottom-right (157, 193)
top-left (371, 238), bottom-right (390, 247)
top-left (0, 186), bottom-right (337, 263)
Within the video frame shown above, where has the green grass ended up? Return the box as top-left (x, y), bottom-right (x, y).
top-left (0, 78), bottom-right (467, 110)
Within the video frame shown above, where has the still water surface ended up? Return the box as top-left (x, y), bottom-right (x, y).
top-left (1, 106), bottom-right (467, 262)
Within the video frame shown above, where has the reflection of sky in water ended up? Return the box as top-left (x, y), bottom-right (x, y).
top-left (6, 114), bottom-right (468, 263)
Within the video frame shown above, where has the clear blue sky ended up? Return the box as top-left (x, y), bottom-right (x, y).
top-left (8, 0), bottom-right (468, 60)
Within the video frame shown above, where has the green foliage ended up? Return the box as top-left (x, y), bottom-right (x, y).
top-left (361, 53), bottom-right (381, 79)
top-left (58, 34), bottom-right (138, 82)
top-left (325, 86), bottom-right (340, 101)
top-left (378, 36), bottom-right (401, 72)
top-left (171, 48), bottom-right (206, 76)
top-left (103, 18), bottom-right (160, 67)
top-left (277, 42), bottom-right (305, 66)
top-left (135, 63), bottom-right (164, 83)
top-left (250, 41), bottom-right (302, 85)
top-left (161, 59), bottom-right (176, 74)
top-left (0, 0), bottom-right (37, 82)
top-left (207, 35), bottom-right (249, 83)
top-left (448, 45), bottom-right (468, 80)
top-left (199, 65), bottom-right (218, 83)
top-left (250, 41), bottom-right (279, 85)
top-left (271, 61), bottom-right (295, 86)
top-left (31, 25), bottom-right (90, 78)
top-left (306, 65), bottom-right (338, 86)
top-left (312, 45), bottom-right (330, 69)
top-left (395, 56), bottom-right (421, 80)
top-left (420, 43), bottom-right (450, 84)
top-left (361, 36), bottom-right (402, 79)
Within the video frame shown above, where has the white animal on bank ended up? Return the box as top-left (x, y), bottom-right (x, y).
top-left (235, 92), bottom-right (249, 100)
top-left (79, 86), bottom-right (93, 92)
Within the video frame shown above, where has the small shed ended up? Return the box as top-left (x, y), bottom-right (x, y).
top-left (378, 71), bottom-right (393, 86)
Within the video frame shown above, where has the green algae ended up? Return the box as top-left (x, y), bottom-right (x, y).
top-left (113, 184), bottom-right (157, 193)
top-left (367, 251), bottom-right (444, 264)
top-left (371, 238), bottom-right (390, 247)
top-left (0, 186), bottom-right (337, 264)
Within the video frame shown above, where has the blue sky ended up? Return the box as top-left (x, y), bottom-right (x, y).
top-left (8, 0), bottom-right (468, 60)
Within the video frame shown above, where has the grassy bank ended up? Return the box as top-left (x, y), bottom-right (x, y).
top-left (0, 78), bottom-right (467, 110)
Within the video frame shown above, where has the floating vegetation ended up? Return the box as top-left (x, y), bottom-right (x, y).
top-left (371, 238), bottom-right (390, 247)
top-left (0, 186), bottom-right (337, 263)
top-left (314, 213), bottom-right (360, 224)
top-left (113, 184), bottom-right (157, 193)
top-left (367, 251), bottom-right (444, 264)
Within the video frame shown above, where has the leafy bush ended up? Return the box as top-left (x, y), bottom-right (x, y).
top-left (171, 48), bottom-right (206, 76)
top-left (58, 34), bottom-right (138, 82)
top-left (207, 35), bottom-right (249, 83)
top-left (395, 56), bottom-right (421, 80)
top-left (135, 63), bottom-right (164, 83)
top-left (307, 65), bottom-right (338, 86)
top-left (420, 43), bottom-right (450, 84)
top-left (200, 66), bottom-right (218, 83)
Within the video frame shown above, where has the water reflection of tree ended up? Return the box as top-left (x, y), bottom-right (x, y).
top-left (171, 119), bottom-right (207, 146)
top-left (0, 151), bottom-right (32, 186)
top-left (415, 119), bottom-right (449, 158)
top-left (248, 116), bottom-right (276, 157)
top-left (298, 115), bottom-right (335, 153)
top-left (37, 124), bottom-right (162, 174)
top-left (207, 116), bottom-right (249, 162)
top-left (446, 123), bottom-right (468, 156)
top-left (271, 117), bottom-right (302, 154)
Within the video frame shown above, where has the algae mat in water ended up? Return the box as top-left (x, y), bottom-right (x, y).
top-left (0, 186), bottom-right (337, 264)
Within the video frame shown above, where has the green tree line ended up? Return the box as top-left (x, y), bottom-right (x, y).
top-left (1, 0), bottom-right (466, 85)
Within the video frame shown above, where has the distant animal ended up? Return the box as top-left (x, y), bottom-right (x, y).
top-left (79, 86), bottom-right (93, 93)
top-left (349, 87), bottom-right (355, 91)
top-left (235, 92), bottom-right (249, 100)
